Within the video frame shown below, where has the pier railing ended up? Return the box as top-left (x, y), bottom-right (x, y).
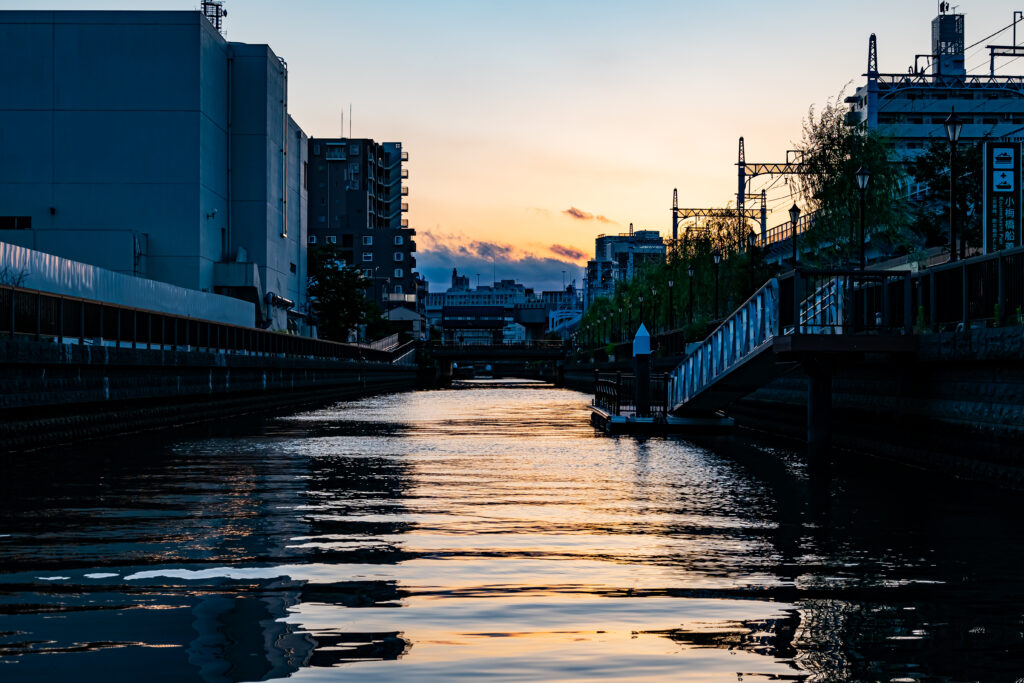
top-left (0, 283), bottom-right (395, 363)
top-left (668, 278), bottom-right (779, 410)
top-left (594, 371), bottom-right (669, 418)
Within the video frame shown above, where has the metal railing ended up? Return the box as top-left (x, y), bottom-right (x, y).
top-left (593, 371), bottom-right (669, 418)
top-left (369, 333), bottom-right (401, 352)
top-left (913, 245), bottom-right (1024, 330)
top-left (668, 279), bottom-right (779, 410)
top-left (0, 284), bottom-right (394, 363)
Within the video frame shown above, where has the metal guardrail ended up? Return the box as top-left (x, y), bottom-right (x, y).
top-left (668, 278), bottom-right (780, 410)
top-left (0, 283), bottom-right (394, 363)
top-left (370, 333), bottom-right (401, 352)
top-left (593, 371), bottom-right (669, 418)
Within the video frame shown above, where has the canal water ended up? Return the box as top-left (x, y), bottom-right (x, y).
top-left (2, 380), bottom-right (1023, 682)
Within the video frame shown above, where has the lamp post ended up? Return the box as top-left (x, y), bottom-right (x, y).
top-left (855, 166), bottom-right (871, 271)
top-left (789, 203), bottom-right (801, 268)
top-left (638, 295), bottom-right (645, 330)
top-left (713, 250), bottom-right (722, 319)
top-left (617, 306), bottom-right (623, 342)
top-left (650, 287), bottom-right (657, 332)
top-left (628, 303), bottom-right (633, 336)
top-left (687, 263), bottom-right (695, 324)
top-left (667, 279), bottom-right (675, 331)
top-left (945, 108), bottom-right (963, 261)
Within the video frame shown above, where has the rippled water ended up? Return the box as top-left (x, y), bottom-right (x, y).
top-left (2, 380), bottom-right (1024, 681)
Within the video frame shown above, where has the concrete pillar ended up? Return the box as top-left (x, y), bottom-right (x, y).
top-left (805, 358), bottom-right (833, 455)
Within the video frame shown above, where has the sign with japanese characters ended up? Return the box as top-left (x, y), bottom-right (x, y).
top-left (983, 142), bottom-right (1022, 253)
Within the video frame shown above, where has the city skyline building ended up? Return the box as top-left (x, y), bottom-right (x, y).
top-left (583, 226), bottom-right (666, 310)
top-left (0, 9), bottom-right (309, 331)
top-left (847, 7), bottom-right (1024, 159)
top-left (425, 268), bottom-right (581, 342)
top-left (306, 137), bottom-right (417, 310)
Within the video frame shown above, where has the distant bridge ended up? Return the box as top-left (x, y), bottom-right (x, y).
top-left (430, 340), bottom-right (568, 362)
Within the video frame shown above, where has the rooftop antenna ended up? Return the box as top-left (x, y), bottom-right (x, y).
top-left (201, 0), bottom-right (226, 34)
top-left (349, 103), bottom-right (352, 138)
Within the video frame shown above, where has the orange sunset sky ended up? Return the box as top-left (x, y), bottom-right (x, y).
top-left (2, 0), bottom-right (1019, 290)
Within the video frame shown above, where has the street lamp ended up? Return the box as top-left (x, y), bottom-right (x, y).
top-left (944, 108), bottom-right (963, 261)
top-left (687, 263), bottom-right (695, 324)
top-left (855, 165), bottom-right (871, 271)
top-left (712, 250), bottom-right (722, 319)
top-left (617, 306), bottom-right (623, 342)
top-left (667, 279), bottom-right (675, 331)
top-left (789, 203), bottom-right (801, 268)
top-left (638, 294), bottom-right (645, 329)
top-left (650, 287), bottom-right (657, 332)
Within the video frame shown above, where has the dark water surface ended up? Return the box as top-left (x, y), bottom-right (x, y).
top-left (2, 380), bottom-right (1023, 682)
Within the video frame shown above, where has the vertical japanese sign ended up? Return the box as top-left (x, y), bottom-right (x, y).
top-left (983, 141), bottom-right (1022, 253)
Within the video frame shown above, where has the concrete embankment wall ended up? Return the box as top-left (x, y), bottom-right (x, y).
top-left (564, 329), bottom-right (1024, 486)
top-left (730, 328), bottom-right (1024, 486)
top-left (0, 340), bottom-right (417, 450)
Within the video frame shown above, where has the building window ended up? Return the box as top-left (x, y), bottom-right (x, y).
top-left (350, 144), bottom-right (359, 155)
top-left (313, 143), bottom-right (320, 156)
top-left (394, 285), bottom-right (403, 294)
top-left (362, 235), bottom-right (373, 245)
top-left (308, 235), bottom-right (317, 244)
top-left (363, 269), bottom-right (373, 279)
top-left (394, 268), bottom-right (403, 278)
top-left (362, 252), bottom-right (373, 262)
top-left (393, 252), bottom-right (404, 261)
top-left (350, 178), bottom-right (360, 190)
top-left (289, 262), bottom-right (297, 274)
top-left (0, 216), bottom-right (31, 230)
top-left (328, 235), bottom-right (337, 244)
top-left (318, 215), bottom-right (326, 223)
top-left (394, 235), bottom-right (403, 245)
top-left (302, 161), bottom-right (308, 190)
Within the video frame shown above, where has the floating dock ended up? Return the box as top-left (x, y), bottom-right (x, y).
top-left (589, 405), bottom-right (733, 435)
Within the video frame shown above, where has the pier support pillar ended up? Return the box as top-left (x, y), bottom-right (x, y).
top-left (804, 357), bottom-right (833, 455)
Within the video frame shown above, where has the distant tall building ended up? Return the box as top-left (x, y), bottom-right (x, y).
top-left (583, 227), bottom-right (666, 309)
top-left (846, 7), bottom-right (1024, 159)
top-left (0, 10), bottom-right (309, 332)
top-left (306, 138), bottom-right (417, 309)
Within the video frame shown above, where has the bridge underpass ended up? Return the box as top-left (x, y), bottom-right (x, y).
top-left (429, 341), bottom-right (568, 383)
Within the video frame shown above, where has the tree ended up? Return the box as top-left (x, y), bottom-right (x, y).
top-left (796, 95), bottom-right (911, 264)
top-left (906, 138), bottom-right (982, 253)
top-left (307, 244), bottom-right (377, 342)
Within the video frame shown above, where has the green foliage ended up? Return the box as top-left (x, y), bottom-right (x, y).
top-left (796, 95), bottom-right (911, 264)
top-left (906, 138), bottom-right (982, 252)
top-left (575, 219), bottom-right (779, 351)
top-left (307, 244), bottom-right (378, 342)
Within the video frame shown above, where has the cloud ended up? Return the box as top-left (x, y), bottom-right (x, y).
top-left (549, 244), bottom-right (586, 261)
top-left (417, 232), bottom-right (586, 292)
top-left (563, 206), bottom-right (593, 220)
top-left (562, 207), bottom-right (617, 224)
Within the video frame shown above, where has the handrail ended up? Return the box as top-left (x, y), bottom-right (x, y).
top-left (668, 278), bottom-right (779, 410)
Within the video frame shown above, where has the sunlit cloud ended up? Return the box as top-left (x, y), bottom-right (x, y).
top-left (549, 244), bottom-right (586, 261)
top-left (563, 207), bottom-right (617, 224)
top-left (418, 231), bottom-right (586, 292)
top-left (564, 206), bottom-right (593, 220)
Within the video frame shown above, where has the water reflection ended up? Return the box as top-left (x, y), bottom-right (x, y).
top-left (1, 380), bottom-right (1023, 681)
